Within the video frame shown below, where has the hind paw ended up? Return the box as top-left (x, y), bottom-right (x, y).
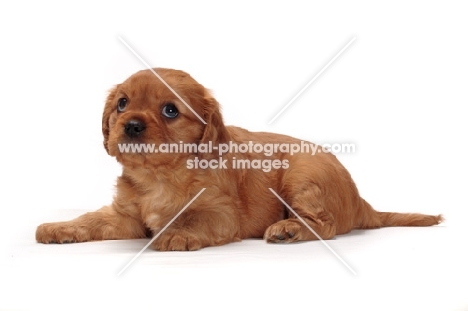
top-left (264, 220), bottom-right (302, 243)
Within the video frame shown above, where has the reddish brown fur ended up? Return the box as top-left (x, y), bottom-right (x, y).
top-left (36, 68), bottom-right (443, 250)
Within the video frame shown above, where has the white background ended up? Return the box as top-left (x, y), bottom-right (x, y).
top-left (1, 1), bottom-right (467, 310)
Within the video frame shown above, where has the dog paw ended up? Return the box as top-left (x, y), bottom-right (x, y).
top-left (264, 220), bottom-right (302, 243)
top-left (36, 222), bottom-right (87, 244)
top-left (151, 230), bottom-right (203, 251)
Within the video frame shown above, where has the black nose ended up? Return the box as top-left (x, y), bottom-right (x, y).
top-left (124, 120), bottom-right (146, 138)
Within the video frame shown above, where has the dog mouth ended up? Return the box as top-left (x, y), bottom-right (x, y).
top-left (112, 120), bottom-right (166, 159)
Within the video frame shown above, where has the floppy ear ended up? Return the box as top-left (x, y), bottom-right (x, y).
top-left (199, 90), bottom-right (230, 147)
top-left (102, 85), bottom-right (119, 154)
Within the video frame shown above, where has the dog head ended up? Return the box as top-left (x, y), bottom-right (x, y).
top-left (102, 68), bottom-right (229, 168)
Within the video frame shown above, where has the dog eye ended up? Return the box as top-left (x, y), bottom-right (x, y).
top-left (117, 98), bottom-right (128, 112)
top-left (161, 103), bottom-right (179, 119)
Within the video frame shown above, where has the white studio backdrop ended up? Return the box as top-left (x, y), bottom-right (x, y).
top-left (0, 1), bottom-right (467, 310)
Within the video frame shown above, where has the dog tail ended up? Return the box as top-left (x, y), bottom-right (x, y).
top-left (377, 211), bottom-right (443, 227)
top-left (359, 198), bottom-right (443, 228)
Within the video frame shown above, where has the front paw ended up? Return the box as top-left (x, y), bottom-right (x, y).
top-left (36, 222), bottom-right (87, 244)
top-left (151, 229), bottom-right (203, 251)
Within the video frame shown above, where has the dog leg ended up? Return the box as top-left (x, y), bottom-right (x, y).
top-left (36, 205), bottom-right (147, 244)
top-left (151, 209), bottom-right (240, 251)
top-left (264, 185), bottom-right (337, 243)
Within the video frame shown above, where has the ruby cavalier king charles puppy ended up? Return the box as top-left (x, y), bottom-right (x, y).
top-left (36, 68), bottom-right (443, 251)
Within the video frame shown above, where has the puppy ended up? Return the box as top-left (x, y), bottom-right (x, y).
top-left (36, 68), bottom-right (443, 251)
